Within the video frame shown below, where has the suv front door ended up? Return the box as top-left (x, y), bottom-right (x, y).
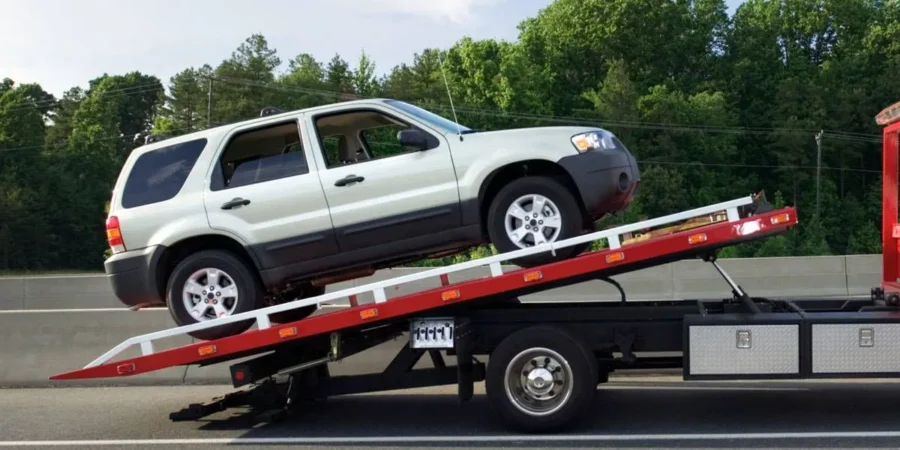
top-left (305, 105), bottom-right (461, 256)
top-left (204, 117), bottom-right (339, 271)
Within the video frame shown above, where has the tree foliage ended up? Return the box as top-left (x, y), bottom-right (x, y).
top-left (0, 0), bottom-right (896, 272)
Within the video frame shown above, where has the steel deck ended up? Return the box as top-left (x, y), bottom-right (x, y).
top-left (50, 195), bottom-right (797, 381)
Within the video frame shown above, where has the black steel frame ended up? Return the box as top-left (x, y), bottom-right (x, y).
top-left (167, 257), bottom-right (900, 424)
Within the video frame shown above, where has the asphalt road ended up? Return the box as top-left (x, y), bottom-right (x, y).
top-left (3, 377), bottom-right (900, 449)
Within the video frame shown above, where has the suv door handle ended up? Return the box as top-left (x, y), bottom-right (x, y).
top-left (221, 198), bottom-right (251, 210)
top-left (334, 175), bottom-right (365, 187)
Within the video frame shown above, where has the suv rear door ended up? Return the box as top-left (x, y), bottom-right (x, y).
top-left (203, 116), bottom-right (339, 271)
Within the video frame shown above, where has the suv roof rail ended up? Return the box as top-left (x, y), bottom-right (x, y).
top-left (260, 107), bottom-right (284, 117)
top-left (144, 133), bottom-right (170, 144)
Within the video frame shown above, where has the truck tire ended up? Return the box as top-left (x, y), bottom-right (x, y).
top-left (485, 325), bottom-right (598, 432)
top-left (166, 249), bottom-right (263, 341)
top-left (486, 176), bottom-right (588, 267)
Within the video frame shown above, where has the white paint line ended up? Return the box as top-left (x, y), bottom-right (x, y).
top-left (0, 274), bottom-right (106, 280)
top-left (0, 308), bottom-right (163, 314)
top-left (602, 385), bottom-right (807, 391)
top-left (4, 431), bottom-right (900, 446)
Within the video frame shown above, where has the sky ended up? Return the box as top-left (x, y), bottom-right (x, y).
top-left (1, 0), bottom-right (746, 97)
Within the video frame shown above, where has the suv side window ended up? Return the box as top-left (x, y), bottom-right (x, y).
top-left (121, 138), bottom-right (207, 208)
top-left (312, 109), bottom-right (436, 168)
top-left (212, 120), bottom-right (309, 190)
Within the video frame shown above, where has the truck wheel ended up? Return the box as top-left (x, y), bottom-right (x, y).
top-left (485, 325), bottom-right (597, 432)
top-left (270, 284), bottom-right (326, 324)
top-left (166, 249), bottom-right (263, 340)
top-left (486, 176), bottom-right (588, 267)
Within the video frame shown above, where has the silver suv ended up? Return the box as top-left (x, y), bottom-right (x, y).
top-left (104, 99), bottom-right (639, 339)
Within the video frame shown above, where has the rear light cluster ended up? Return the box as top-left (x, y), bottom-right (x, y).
top-left (106, 216), bottom-right (126, 254)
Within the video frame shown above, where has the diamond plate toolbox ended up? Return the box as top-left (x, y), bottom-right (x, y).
top-left (686, 319), bottom-right (800, 378)
top-left (811, 323), bottom-right (900, 374)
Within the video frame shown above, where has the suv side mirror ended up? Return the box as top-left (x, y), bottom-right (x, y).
top-left (398, 129), bottom-right (428, 150)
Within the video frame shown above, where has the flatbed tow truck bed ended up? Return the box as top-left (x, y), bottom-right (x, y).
top-left (47, 104), bottom-right (900, 432)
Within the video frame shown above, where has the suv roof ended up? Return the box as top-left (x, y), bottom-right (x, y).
top-left (137, 98), bottom-right (395, 153)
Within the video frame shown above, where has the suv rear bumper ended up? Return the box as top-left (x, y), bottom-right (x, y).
top-left (104, 245), bottom-right (165, 308)
top-left (558, 146), bottom-right (641, 219)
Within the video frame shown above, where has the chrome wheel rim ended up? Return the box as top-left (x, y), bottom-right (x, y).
top-left (504, 347), bottom-right (574, 416)
top-left (182, 268), bottom-right (239, 321)
top-left (504, 194), bottom-right (563, 249)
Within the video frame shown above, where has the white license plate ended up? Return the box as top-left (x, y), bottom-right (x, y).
top-left (410, 318), bottom-right (455, 349)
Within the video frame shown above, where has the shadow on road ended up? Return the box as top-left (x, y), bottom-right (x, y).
top-left (179, 381), bottom-right (900, 448)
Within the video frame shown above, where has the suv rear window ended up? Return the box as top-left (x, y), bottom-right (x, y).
top-left (121, 138), bottom-right (207, 208)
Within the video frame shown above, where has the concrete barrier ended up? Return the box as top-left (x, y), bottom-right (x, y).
top-left (0, 254), bottom-right (884, 387)
top-left (0, 255), bottom-right (884, 311)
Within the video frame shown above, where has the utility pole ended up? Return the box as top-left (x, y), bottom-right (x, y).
top-left (815, 130), bottom-right (824, 219)
top-left (207, 78), bottom-right (214, 129)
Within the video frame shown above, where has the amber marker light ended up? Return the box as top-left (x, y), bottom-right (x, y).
top-left (523, 271), bottom-right (543, 282)
top-left (606, 252), bottom-right (625, 263)
top-left (688, 233), bottom-right (708, 245)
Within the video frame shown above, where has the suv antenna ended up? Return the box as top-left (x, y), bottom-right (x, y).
top-left (437, 50), bottom-right (463, 142)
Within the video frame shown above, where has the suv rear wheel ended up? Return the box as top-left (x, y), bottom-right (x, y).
top-left (166, 249), bottom-right (263, 340)
top-left (486, 176), bottom-right (588, 267)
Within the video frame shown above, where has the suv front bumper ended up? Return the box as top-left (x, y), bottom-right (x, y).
top-left (104, 245), bottom-right (165, 308)
top-left (557, 146), bottom-right (641, 219)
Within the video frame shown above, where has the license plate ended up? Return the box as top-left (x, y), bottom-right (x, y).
top-left (410, 318), bottom-right (455, 349)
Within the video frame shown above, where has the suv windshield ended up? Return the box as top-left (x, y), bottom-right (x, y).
top-left (384, 100), bottom-right (473, 134)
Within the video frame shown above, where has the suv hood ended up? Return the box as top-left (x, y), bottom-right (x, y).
top-left (443, 126), bottom-right (610, 153)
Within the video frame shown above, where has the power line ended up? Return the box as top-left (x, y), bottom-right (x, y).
top-left (0, 74), bottom-right (885, 175)
top-left (0, 72), bottom-right (886, 142)
top-left (0, 125), bottom-right (197, 155)
top-left (1, 83), bottom-right (164, 114)
top-left (212, 75), bottom-right (882, 142)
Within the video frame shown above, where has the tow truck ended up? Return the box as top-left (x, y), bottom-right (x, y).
top-left (49, 101), bottom-right (900, 432)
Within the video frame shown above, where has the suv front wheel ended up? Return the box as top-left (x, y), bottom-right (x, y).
top-left (486, 176), bottom-right (588, 267)
top-left (165, 249), bottom-right (263, 340)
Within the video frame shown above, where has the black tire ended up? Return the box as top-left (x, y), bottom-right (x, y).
top-left (485, 325), bottom-right (598, 433)
top-left (486, 176), bottom-right (588, 267)
top-left (270, 284), bottom-right (325, 324)
top-left (166, 249), bottom-right (264, 341)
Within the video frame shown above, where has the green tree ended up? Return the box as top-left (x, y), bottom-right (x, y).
top-left (0, 80), bottom-right (52, 269)
top-left (155, 65), bottom-right (212, 135)
top-left (212, 34), bottom-right (282, 124)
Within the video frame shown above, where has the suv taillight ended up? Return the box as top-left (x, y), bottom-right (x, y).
top-left (106, 216), bottom-right (126, 254)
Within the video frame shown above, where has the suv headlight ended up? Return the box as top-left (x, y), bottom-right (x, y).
top-left (571, 131), bottom-right (616, 153)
